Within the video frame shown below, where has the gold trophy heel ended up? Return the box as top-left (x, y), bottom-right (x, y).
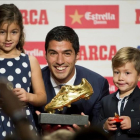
top-left (44, 78), bottom-right (94, 113)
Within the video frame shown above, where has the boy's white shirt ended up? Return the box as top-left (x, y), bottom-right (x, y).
top-left (116, 92), bottom-right (129, 116)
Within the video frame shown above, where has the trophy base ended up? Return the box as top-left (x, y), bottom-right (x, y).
top-left (38, 113), bottom-right (89, 126)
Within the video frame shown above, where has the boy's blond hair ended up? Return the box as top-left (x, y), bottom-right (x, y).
top-left (112, 47), bottom-right (140, 74)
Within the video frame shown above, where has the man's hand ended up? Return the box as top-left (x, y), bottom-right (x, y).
top-left (67, 112), bottom-right (90, 132)
top-left (35, 110), bottom-right (63, 134)
top-left (119, 116), bottom-right (131, 130)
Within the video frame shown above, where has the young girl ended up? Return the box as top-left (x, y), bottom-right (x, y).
top-left (0, 3), bottom-right (47, 139)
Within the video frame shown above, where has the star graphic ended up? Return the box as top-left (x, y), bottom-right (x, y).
top-left (69, 10), bottom-right (83, 24)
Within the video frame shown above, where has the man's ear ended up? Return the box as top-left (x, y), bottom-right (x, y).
top-left (76, 52), bottom-right (80, 61)
top-left (45, 53), bottom-right (47, 60)
top-left (138, 73), bottom-right (140, 81)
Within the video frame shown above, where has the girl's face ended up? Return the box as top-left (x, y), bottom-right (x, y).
top-left (0, 22), bottom-right (21, 54)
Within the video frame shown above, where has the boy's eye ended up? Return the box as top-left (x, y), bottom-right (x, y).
top-left (126, 72), bottom-right (130, 75)
top-left (114, 71), bottom-right (119, 74)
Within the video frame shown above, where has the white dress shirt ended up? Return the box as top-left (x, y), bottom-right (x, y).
top-left (50, 69), bottom-right (76, 95)
top-left (116, 92), bottom-right (129, 115)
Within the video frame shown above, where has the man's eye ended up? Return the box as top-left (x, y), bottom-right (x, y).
top-left (50, 52), bottom-right (56, 55)
top-left (65, 53), bottom-right (71, 56)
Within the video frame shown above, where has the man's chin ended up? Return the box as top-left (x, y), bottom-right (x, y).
top-left (53, 75), bottom-right (67, 82)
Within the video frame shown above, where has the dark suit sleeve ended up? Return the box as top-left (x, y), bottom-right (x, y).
top-left (91, 78), bottom-right (109, 125)
top-left (97, 97), bottom-right (108, 129)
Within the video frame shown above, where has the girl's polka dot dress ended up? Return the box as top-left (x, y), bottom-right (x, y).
top-left (0, 53), bottom-right (37, 139)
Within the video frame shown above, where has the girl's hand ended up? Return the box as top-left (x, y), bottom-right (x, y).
top-left (13, 88), bottom-right (29, 102)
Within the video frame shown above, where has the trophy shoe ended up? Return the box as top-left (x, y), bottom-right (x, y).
top-left (44, 78), bottom-right (93, 113)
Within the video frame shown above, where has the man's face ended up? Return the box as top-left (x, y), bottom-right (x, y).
top-left (46, 40), bottom-right (79, 83)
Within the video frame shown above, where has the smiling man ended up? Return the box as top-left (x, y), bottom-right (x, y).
top-left (35, 26), bottom-right (109, 134)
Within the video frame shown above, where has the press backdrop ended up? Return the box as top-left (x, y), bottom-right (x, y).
top-left (1, 0), bottom-right (140, 93)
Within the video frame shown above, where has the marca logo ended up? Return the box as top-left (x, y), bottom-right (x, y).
top-left (24, 42), bottom-right (47, 65)
top-left (135, 9), bottom-right (140, 24)
top-left (65, 5), bottom-right (119, 28)
top-left (20, 10), bottom-right (49, 25)
top-left (79, 45), bottom-right (117, 60)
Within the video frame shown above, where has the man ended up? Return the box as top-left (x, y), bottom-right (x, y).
top-left (40, 25), bottom-right (109, 120)
top-left (34, 26), bottom-right (109, 133)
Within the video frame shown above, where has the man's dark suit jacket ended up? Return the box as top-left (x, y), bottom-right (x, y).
top-left (98, 86), bottom-right (140, 140)
top-left (39, 65), bottom-right (109, 125)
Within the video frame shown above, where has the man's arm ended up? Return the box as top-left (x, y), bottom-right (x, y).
top-left (91, 78), bottom-right (109, 125)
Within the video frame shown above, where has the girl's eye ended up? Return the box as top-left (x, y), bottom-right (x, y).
top-left (0, 31), bottom-right (5, 34)
top-left (12, 31), bottom-right (18, 34)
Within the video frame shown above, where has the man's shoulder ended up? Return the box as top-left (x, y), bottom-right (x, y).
top-left (41, 66), bottom-right (50, 75)
top-left (75, 65), bottom-right (105, 79)
top-left (42, 66), bottom-right (49, 71)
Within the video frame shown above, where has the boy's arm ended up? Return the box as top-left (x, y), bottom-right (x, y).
top-left (127, 117), bottom-right (140, 134)
top-left (119, 116), bottom-right (140, 134)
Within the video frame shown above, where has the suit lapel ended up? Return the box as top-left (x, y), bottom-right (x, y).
top-left (44, 68), bottom-right (56, 103)
top-left (123, 86), bottom-right (140, 116)
top-left (111, 94), bottom-right (119, 116)
top-left (74, 66), bottom-right (83, 85)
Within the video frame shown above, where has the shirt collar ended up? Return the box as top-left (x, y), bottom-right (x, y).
top-left (50, 68), bottom-right (76, 88)
top-left (116, 91), bottom-right (129, 100)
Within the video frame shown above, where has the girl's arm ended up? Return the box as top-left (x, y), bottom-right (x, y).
top-left (28, 55), bottom-right (47, 106)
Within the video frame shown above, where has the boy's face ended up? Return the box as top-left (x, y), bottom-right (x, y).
top-left (113, 62), bottom-right (140, 96)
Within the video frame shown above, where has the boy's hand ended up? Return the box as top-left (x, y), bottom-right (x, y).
top-left (119, 116), bottom-right (131, 130)
top-left (103, 117), bottom-right (117, 131)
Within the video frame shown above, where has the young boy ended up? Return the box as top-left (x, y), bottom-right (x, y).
top-left (98, 47), bottom-right (140, 140)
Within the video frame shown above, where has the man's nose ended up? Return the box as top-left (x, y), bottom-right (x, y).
top-left (57, 54), bottom-right (64, 64)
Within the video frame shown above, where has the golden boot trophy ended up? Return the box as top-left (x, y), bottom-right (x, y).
top-left (44, 78), bottom-right (94, 113)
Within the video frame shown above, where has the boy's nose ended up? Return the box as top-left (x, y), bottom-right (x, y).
top-left (118, 73), bottom-right (123, 80)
